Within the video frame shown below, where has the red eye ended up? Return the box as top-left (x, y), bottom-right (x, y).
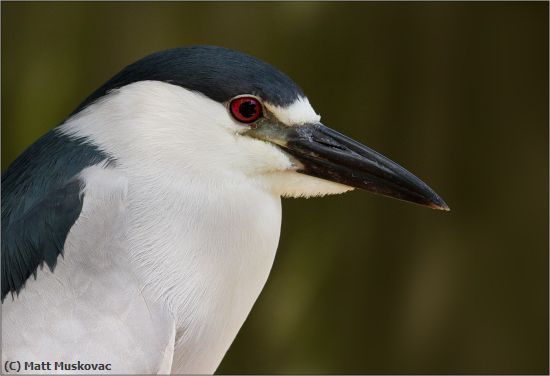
top-left (230, 97), bottom-right (263, 123)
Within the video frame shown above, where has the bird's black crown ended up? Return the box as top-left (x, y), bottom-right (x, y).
top-left (73, 45), bottom-right (305, 116)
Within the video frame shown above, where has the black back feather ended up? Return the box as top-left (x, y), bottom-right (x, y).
top-left (1, 131), bottom-right (110, 301)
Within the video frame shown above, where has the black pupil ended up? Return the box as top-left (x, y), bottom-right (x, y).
top-left (239, 100), bottom-right (257, 119)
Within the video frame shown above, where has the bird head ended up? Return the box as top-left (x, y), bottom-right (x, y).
top-left (60, 46), bottom-right (448, 210)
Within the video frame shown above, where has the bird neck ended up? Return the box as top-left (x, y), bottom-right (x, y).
top-left (121, 172), bottom-right (282, 372)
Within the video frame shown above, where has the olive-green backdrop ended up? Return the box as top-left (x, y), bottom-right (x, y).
top-left (2, 2), bottom-right (548, 374)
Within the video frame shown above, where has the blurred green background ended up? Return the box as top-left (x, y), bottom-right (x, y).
top-left (2, 2), bottom-right (548, 374)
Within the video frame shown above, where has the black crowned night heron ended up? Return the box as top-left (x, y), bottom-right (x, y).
top-left (2, 46), bottom-right (449, 374)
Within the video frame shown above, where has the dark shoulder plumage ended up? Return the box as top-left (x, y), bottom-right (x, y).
top-left (72, 45), bottom-right (305, 115)
top-left (1, 130), bottom-right (111, 301)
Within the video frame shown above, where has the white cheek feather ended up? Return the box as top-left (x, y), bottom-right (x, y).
top-left (59, 81), bottom-right (292, 180)
top-left (59, 81), bottom-right (351, 198)
top-left (265, 96), bottom-right (321, 125)
top-left (59, 81), bottom-right (242, 177)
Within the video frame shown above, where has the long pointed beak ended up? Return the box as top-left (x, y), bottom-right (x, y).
top-left (248, 122), bottom-right (450, 211)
